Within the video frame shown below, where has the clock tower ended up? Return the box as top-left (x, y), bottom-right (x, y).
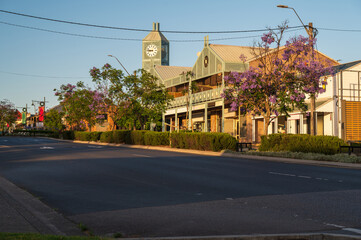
top-left (142, 22), bottom-right (169, 75)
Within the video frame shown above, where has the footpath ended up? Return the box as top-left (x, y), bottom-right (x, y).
top-left (1, 139), bottom-right (361, 239)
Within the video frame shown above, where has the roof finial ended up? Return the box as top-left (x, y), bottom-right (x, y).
top-left (204, 35), bottom-right (209, 47)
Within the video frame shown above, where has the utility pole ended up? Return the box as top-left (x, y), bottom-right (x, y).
top-left (308, 22), bottom-right (316, 136)
top-left (277, 5), bottom-right (317, 135)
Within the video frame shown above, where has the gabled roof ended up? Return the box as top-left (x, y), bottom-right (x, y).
top-left (154, 65), bottom-right (192, 80)
top-left (333, 60), bottom-right (361, 72)
top-left (209, 44), bottom-right (255, 63)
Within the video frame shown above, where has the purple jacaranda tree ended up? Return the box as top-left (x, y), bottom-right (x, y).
top-left (54, 82), bottom-right (107, 131)
top-left (222, 23), bottom-right (334, 136)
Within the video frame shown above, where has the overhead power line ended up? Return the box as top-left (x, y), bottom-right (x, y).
top-left (0, 70), bottom-right (90, 79)
top-left (0, 20), bottom-right (305, 42)
top-left (317, 27), bottom-right (361, 32)
top-left (0, 9), bottom-right (304, 34)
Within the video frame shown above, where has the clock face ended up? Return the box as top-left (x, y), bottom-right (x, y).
top-left (146, 44), bottom-right (158, 57)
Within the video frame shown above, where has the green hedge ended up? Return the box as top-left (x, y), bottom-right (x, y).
top-left (64, 130), bottom-right (237, 152)
top-left (170, 132), bottom-right (237, 152)
top-left (144, 132), bottom-right (170, 146)
top-left (113, 130), bottom-right (131, 144)
top-left (74, 131), bottom-right (101, 142)
top-left (61, 130), bottom-right (75, 140)
top-left (100, 131), bottom-right (113, 143)
top-left (259, 134), bottom-right (346, 155)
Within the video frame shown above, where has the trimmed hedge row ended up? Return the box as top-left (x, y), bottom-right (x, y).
top-left (259, 134), bottom-right (346, 155)
top-left (59, 130), bottom-right (236, 152)
top-left (170, 132), bottom-right (237, 152)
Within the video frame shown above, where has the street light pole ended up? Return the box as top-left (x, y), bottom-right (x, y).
top-left (277, 5), bottom-right (317, 136)
top-left (108, 54), bottom-right (130, 76)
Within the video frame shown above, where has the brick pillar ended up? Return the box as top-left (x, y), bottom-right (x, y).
top-left (211, 113), bottom-right (217, 132)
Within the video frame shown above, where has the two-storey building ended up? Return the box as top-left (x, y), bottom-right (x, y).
top-left (142, 23), bottom-right (361, 142)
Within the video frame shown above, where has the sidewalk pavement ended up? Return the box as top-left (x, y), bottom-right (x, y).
top-left (1, 138), bottom-right (361, 238)
top-left (0, 175), bottom-right (83, 236)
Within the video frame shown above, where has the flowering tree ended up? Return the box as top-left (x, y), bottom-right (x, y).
top-left (54, 82), bottom-right (107, 130)
top-left (0, 99), bottom-right (18, 134)
top-left (90, 64), bottom-right (172, 130)
top-left (223, 24), bottom-right (333, 136)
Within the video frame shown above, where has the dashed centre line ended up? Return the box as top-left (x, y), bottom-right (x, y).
top-left (268, 172), bottom-right (343, 183)
top-left (269, 172), bottom-right (296, 177)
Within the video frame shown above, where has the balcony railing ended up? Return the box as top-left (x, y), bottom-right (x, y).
top-left (167, 87), bottom-right (223, 108)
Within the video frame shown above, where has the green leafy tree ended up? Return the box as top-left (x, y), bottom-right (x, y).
top-left (0, 99), bottom-right (17, 134)
top-left (44, 108), bottom-right (65, 131)
top-left (90, 64), bottom-right (173, 130)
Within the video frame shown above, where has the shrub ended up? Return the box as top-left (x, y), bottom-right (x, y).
top-left (144, 132), bottom-right (170, 146)
top-left (113, 130), bottom-right (131, 144)
top-left (170, 132), bottom-right (237, 152)
top-left (130, 130), bottom-right (148, 145)
top-left (259, 134), bottom-right (347, 155)
top-left (74, 131), bottom-right (101, 142)
top-left (100, 131), bottom-right (114, 143)
top-left (61, 130), bottom-right (75, 140)
top-left (89, 132), bottom-right (101, 141)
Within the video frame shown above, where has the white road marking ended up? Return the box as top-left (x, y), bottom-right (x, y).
top-left (343, 228), bottom-right (361, 235)
top-left (132, 154), bottom-right (152, 158)
top-left (269, 172), bottom-right (343, 183)
top-left (324, 223), bottom-right (361, 235)
top-left (0, 145), bottom-right (10, 148)
top-left (324, 223), bottom-right (345, 228)
top-left (88, 145), bottom-right (103, 148)
top-left (40, 146), bottom-right (54, 149)
top-left (298, 175), bottom-right (312, 179)
top-left (269, 172), bottom-right (296, 177)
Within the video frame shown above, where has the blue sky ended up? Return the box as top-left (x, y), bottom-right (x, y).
top-left (0, 0), bottom-right (360, 112)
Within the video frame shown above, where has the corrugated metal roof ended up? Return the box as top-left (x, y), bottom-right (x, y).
top-left (209, 44), bottom-right (255, 63)
top-left (155, 65), bottom-right (192, 80)
top-left (143, 31), bottom-right (169, 42)
top-left (333, 60), bottom-right (361, 72)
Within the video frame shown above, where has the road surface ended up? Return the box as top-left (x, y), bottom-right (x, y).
top-left (1, 136), bottom-right (360, 237)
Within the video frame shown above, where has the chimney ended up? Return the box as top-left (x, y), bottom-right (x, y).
top-left (153, 22), bottom-right (156, 31)
top-left (156, 22), bottom-right (160, 31)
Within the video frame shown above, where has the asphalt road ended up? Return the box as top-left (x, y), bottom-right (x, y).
top-left (1, 136), bottom-right (361, 237)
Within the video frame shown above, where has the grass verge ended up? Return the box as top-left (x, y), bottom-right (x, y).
top-left (226, 150), bottom-right (361, 163)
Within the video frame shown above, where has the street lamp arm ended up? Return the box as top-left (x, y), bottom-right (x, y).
top-left (277, 5), bottom-right (311, 37)
top-left (108, 54), bottom-right (130, 76)
top-left (289, 8), bottom-right (310, 36)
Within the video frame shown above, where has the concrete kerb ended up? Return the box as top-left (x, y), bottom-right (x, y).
top-left (0, 175), bottom-right (83, 236)
top-left (69, 139), bottom-right (361, 170)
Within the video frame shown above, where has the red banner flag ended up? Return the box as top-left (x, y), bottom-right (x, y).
top-left (39, 106), bottom-right (44, 122)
